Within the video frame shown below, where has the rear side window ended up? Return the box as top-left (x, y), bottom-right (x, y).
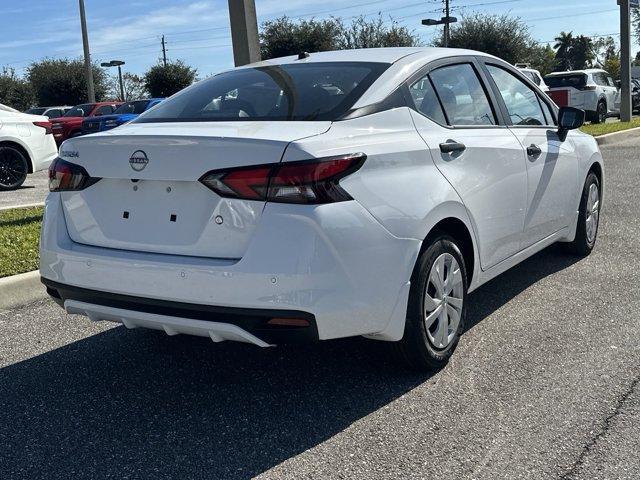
top-left (545, 74), bottom-right (587, 89)
top-left (136, 62), bottom-right (389, 123)
top-left (95, 105), bottom-right (115, 115)
top-left (409, 75), bottom-right (447, 125)
top-left (429, 63), bottom-right (496, 126)
top-left (487, 65), bottom-right (546, 126)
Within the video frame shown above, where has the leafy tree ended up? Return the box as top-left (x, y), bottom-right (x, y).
top-left (434, 14), bottom-right (533, 65)
top-left (337, 16), bottom-right (421, 49)
top-left (593, 36), bottom-right (620, 79)
top-left (553, 32), bottom-right (595, 71)
top-left (528, 44), bottom-right (556, 76)
top-left (260, 17), bottom-right (341, 59)
top-left (0, 67), bottom-right (34, 110)
top-left (27, 58), bottom-right (107, 105)
top-left (144, 60), bottom-right (197, 98)
top-left (259, 15), bottom-right (421, 60)
top-left (108, 72), bottom-right (148, 101)
top-left (553, 31), bottom-right (574, 70)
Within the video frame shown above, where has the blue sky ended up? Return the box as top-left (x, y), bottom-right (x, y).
top-left (0, 0), bottom-right (631, 78)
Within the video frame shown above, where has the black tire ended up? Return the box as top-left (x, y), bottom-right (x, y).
top-left (564, 172), bottom-right (601, 256)
top-left (395, 234), bottom-right (468, 371)
top-left (592, 100), bottom-right (607, 124)
top-left (0, 145), bottom-right (28, 191)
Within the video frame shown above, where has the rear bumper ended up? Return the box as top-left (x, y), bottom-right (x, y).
top-left (43, 278), bottom-right (318, 345)
top-left (40, 193), bottom-right (420, 342)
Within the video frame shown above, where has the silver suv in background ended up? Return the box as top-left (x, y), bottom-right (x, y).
top-left (517, 67), bottom-right (548, 91)
top-left (544, 69), bottom-right (620, 123)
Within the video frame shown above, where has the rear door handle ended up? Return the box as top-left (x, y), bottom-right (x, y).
top-left (439, 142), bottom-right (466, 153)
top-left (527, 144), bottom-right (542, 157)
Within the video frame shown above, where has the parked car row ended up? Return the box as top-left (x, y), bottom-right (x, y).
top-left (24, 99), bottom-right (164, 146)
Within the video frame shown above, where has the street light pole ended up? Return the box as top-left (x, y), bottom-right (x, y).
top-left (101, 60), bottom-right (126, 101)
top-left (117, 64), bottom-right (125, 101)
top-left (79, 0), bottom-right (95, 102)
top-left (228, 0), bottom-right (261, 66)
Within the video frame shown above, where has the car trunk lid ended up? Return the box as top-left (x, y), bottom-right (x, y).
top-left (59, 121), bottom-right (331, 258)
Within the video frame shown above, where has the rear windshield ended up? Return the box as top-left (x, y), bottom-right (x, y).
top-left (114, 100), bottom-right (149, 115)
top-left (135, 62), bottom-right (389, 123)
top-left (64, 104), bottom-right (94, 117)
top-left (544, 74), bottom-right (587, 89)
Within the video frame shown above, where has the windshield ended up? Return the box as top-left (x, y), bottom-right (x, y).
top-left (544, 74), bottom-right (587, 89)
top-left (26, 107), bottom-right (46, 115)
top-left (64, 104), bottom-right (94, 117)
top-left (114, 100), bottom-right (149, 115)
top-left (135, 62), bottom-right (389, 123)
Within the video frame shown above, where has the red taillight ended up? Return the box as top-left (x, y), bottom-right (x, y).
top-left (199, 153), bottom-right (366, 204)
top-left (48, 158), bottom-right (100, 192)
top-left (33, 121), bottom-right (52, 134)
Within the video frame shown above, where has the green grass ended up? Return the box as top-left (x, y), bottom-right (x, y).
top-left (581, 118), bottom-right (640, 137)
top-left (0, 206), bottom-right (44, 278)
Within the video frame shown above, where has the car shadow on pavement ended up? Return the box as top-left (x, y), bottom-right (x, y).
top-left (0, 246), bottom-right (581, 479)
top-left (465, 244), bottom-right (581, 332)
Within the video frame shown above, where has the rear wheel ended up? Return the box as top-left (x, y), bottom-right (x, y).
top-left (593, 100), bottom-right (607, 124)
top-left (0, 145), bottom-right (28, 191)
top-left (565, 172), bottom-right (601, 256)
top-left (395, 235), bottom-right (467, 371)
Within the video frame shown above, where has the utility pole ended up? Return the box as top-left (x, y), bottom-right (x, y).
top-left (161, 35), bottom-right (167, 67)
top-left (620, 0), bottom-right (632, 122)
top-left (444, 0), bottom-right (451, 48)
top-left (78, 0), bottom-right (95, 102)
top-left (228, 0), bottom-right (260, 66)
top-left (101, 60), bottom-right (126, 101)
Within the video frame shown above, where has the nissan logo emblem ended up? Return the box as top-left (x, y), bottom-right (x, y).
top-left (129, 150), bottom-right (149, 172)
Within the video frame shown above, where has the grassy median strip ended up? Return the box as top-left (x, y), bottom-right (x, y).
top-left (581, 119), bottom-right (640, 137)
top-left (0, 206), bottom-right (44, 278)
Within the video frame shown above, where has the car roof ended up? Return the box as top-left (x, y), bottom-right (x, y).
top-left (546, 69), bottom-right (608, 76)
top-left (245, 47), bottom-right (496, 68)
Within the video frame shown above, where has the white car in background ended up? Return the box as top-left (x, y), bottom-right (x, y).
top-left (545, 69), bottom-right (619, 123)
top-left (41, 48), bottom-right (603, 370)
top-left (0, 103), bottom-right (58, 190)
top-left (517, 67), bottom-right (548, 91)
top-left (25, 106), bottom-right (71, 119)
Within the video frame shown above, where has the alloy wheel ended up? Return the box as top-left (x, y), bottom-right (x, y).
top-left (0, 147), bottom-right (27, 190)
top-left (424, 253), bottom-right (464, 349)
top-left (585, 182), bottom-right (600, 244)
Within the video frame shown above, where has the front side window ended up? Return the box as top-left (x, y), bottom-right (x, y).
top-left (136, 62), bottom-right (389, 123)
top-left (64, 104), bottom-right (94, 117)
top-left (409, 75), bottom-right (447, 125)
top-left (429, 63), bottom-right (496, 126)
top-left (114, 100), bottom-right (149, 115)
top-left (95, 105), bottom-right (115, 115)
top-left (487, 65), bottom-right (547, 126)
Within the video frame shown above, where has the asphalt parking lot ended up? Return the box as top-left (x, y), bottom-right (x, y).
top-left (1, 138), bottom-right (639, 479)
top-left (0, 170), bottom-right (48, 209)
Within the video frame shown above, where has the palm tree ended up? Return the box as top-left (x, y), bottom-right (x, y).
top-left (554, 31), bottom-right (574, 71)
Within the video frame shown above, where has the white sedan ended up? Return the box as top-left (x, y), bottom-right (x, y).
top-left (0, 103), bottom-right (58, 190)
top-left (40, 48), bottom-right (603, 370)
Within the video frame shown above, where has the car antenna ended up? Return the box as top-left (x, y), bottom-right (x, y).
top-left (297, 52), bottom-right (310, 60)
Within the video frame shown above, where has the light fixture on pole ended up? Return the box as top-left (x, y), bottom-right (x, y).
top-left (101, 60), bottom-right (126, 101)
top-left (421, 16), bottom-right (457, 47)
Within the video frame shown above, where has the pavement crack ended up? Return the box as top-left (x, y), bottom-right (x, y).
top-left (559, 373), bottom-right (640, 479)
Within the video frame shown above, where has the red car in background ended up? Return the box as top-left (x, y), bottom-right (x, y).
top-left (50, 102), bottom-right (122, 145)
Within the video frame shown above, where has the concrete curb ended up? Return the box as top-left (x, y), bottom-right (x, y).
top-left (595, 126), bottom-right (640, 146)
top-left (0, 202), bottom-right (45, 212)
top-left (0, 270), bottom-right (46, 311)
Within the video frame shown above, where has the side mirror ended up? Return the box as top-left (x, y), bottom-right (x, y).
top-left (557, 106), bottom-right (585, 142)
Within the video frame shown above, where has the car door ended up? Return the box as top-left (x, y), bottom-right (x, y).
top-left (481, 62), bottom-right (578, 249)
top-left (408, 59), bottom-right (528, 270)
